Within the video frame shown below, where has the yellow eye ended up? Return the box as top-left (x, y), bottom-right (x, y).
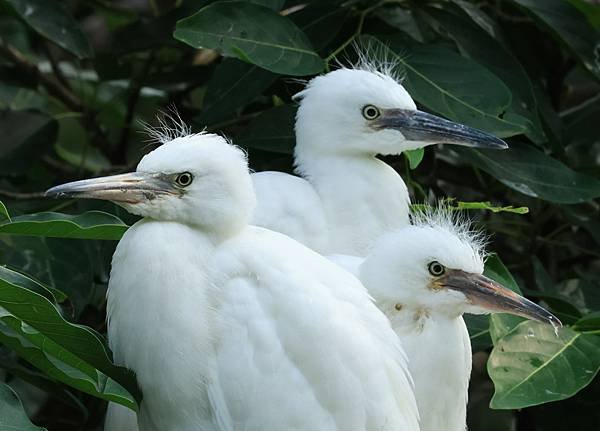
top-left (362, 105), bottom-right (381, 120)
top-left (428, 261), bottom-right (445, 277)
top-left (175, 172), bottom-right (193, 187)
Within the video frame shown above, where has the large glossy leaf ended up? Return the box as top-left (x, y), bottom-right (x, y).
top-left (510, 0), bottom-right (600, 80)
top-left (197, 59), bottom-right (278, 125)
top-left (485, 254), bottom-right (526, 345)
top-left (0, 383), bottom-right (46, 430)
top-left (0, 211), bottom-right (128, 240)
top-left (455, 142), bottom-right (600, 204)
top-left (0, 110), bottom-right (58, 175)
top-left (488, 321), bottom-right (600, 409)
top-left (369, 36), bottom-right (529, 138)
top-left (3, 0), bottom-right (93, 59)
top-left (237, 104), bottom-right (296, 154)
top-left (426, 6), bottom-right (544, 141)
top-left (0, 266), bottom-right (140, 410)
top-left (174, 1), bottom-right (324, 75)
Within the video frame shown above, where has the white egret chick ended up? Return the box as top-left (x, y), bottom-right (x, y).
top-left (46, 132), bottom-right (420, 431)
top-left (252, 63), bottom-right (508, 256)
top-left (331, 211), bottom-right (560, 431)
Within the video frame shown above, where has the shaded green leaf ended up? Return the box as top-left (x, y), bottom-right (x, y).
top-left (174, 1), bottom-right (324, 75)
top-left (426, 6), bottom-right (544, 142)
top-left (465, 314), bottom-right (493, 352)
top-left (573, 311), bottom-right (600, 332)
top-left (197, 59), bottom-right (278, 125)
top-left (0, 383), bottom-right (45, 431)
top-left (369, 35), bottom-right (529, 137)
top-left (510, 0), bottom-right (600, 80)
top-left (0, 267), bottom-right (139, 409)
top-left (455, 142), bottom-right (600, 204)
top-left (0, 200), bottom-right (9, 222)
top-left (3, 0), bottom-right (92, 58)
top-left (0, 211), bottom-right (128, 240)
top-left (0, 110), bottom-right (58, 175)
top-left (237, 105), bottom-right (296, 154)
top-left (489, 321), bottom-right (600, 409)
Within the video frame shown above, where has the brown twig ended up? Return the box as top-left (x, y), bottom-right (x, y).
top-left (0, 37), bottom-right (82, 111)
top-left (43, 42), bottom-right (72, 91)
top-left (0, 189), bottom-right (45, 200)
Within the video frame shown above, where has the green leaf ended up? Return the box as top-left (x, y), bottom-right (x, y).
top-left (0, 266), bottom-right (140, 409)
top-left (369, 35), bottom-right (529, 138)
top-left (425, 6), bottom-right (544, 142)
top-left (237, 105), bottom-right (296, 154)
top-left (197, 59), bottom-right (278, 125)
top-left (0, 200), bottom-right (10, 222)
top-left (174, 1), bottom-right (324, 76)
top-left (0, 383), bottom-right (46, 430)
top-left (485, 254), bottom-right (526, 345)
top-left (3, 0), bottom-right (93, 59)
top-left (0, 110), bottom-right (58, 175)
top-left (573, 311), bottom-right (600, 332)
top-left (54, 117), bottom-right (111, 173)
top-left (465, 314), bottom-right (493, 352)
top-left (488, 321), bottom-right (600, 409)
top-left (510, 0), bottom-right (600, 80)
top-left (247, 0), bottom-right (284, 10)
top-left (455, 142), bottom-right (600, 204)
top-left (404, 148), bottom-right (424, 170)
top-left (0, 211), bottom-right (128, 240)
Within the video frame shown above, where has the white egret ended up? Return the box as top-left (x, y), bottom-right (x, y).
top-left (252, 63), bottom-right (508, 256)
top-left (47, 132), bottom-right (420, 431)
top-left (330, 210), bottom-right (560, 431)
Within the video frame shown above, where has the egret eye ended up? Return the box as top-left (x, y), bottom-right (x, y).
top-left (175, 172), bottom-right (193, 187)
top-left (428, 261), bottom-right (445, 277)
top-left (362, 105), bottom-right (381, 120)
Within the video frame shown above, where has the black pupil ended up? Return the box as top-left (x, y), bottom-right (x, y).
top-left (430, 262), bottom-right (443, 275)
top-left (366, 107), bottom-right (377, 118)
top-left (178, 174), bottom-right (190, 185)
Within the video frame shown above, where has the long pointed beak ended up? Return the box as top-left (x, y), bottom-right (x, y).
top-left (373, 109), bottom-right (508, 149)
top-left (440, 269), bottom-right (561, 326)
top-left (45, 172), bottom-right (180, 204)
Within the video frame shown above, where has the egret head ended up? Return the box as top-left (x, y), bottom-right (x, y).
top-left (360, 210), bottom-right (559, 326)
top-left (294, 67), bottom-right (507, 160)
top-left (46, 132), bottom-right (256, 235)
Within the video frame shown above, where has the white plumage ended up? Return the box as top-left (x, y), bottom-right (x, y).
top-left (48, 134), bottom-right (419, 431)
top-left (331, 210), bottom-right (559, 431)
top-left (252, 65), bottom-right (507, 256)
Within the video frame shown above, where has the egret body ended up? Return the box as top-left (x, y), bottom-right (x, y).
top-left (252, 66), bottom-right (508, 256)
top-left (331, 212), bottom-right (560, 431)
top-left (48, 133), bottom-right (420, 431)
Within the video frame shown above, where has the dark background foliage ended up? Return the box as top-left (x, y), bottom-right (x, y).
top-left (0, 0), bottom-right (599, 430)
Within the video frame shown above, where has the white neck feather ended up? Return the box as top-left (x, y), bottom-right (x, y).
top-left (294, 149), bottom-right (410, 256)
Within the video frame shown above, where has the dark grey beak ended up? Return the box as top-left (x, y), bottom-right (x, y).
top-left (373, 109), bottom-right (508, 149)
top-left (439, 269), bottom-right (561, 326)
top-left (46, 172), bottom-right (180, 204)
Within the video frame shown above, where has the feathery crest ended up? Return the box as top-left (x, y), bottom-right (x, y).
top-left (347, 39), bottom-right (406, 83)
top-left (141, 107), bottom-right (204, 145)
top-left (410, 202), bottom-right (489, 261)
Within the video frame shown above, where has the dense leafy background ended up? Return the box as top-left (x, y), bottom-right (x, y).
top-left (0, 0), bottom-right (598, 429)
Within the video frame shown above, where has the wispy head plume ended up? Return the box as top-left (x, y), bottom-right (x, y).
top-left (411, 201), bottom-right (490, 262)
top-left (347, 38), bottom-right (406, 83)
top-left (140, 106), bottom-right (203, 145)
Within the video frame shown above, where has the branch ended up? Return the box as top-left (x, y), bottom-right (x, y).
top-left (0, 38), bottom-right (114, 163)
top-left (0, 37), bottom-right (81, 111)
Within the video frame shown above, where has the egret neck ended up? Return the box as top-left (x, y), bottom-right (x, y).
top-left (294, 150), bottom-right (409, 256)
